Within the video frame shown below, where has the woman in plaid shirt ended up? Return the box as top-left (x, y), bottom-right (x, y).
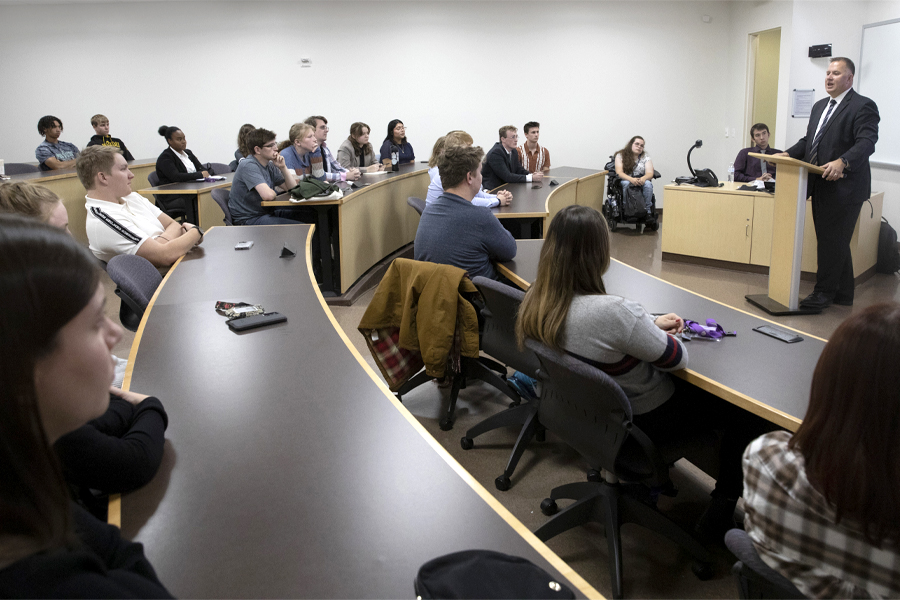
top-left (742, 303), bottom-right (900, 598)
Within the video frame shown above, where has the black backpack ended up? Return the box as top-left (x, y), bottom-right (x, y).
top-left (876, 217), bottom-right (900, 274)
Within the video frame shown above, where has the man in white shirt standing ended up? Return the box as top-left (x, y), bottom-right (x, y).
top-left (78, 146), bottom-right (203, 267)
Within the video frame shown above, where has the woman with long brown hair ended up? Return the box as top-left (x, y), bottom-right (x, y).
top-left (743, 303), bottom-right (900, 598)
top-left (517, 205), bottom-right (773, 538)
top-left (614, 135), bottom-right (656, 225)
top-left (337, 122), bottom-right (384, 172)
top-left (0, 215), bottom-right (170, 597)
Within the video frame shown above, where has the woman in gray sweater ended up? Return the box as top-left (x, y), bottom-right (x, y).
top-left (516, 205), bottom-right (773, 540)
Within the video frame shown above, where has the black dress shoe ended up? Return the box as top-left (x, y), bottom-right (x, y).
top-left (833, 293), bottom-right (854, 306)
top-left (800, 291), bottom-right (833, 309)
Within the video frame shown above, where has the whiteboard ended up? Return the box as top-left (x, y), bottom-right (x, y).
top-left (859, 18), bottom-right (900, 168)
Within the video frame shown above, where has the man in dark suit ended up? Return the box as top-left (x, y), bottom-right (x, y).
top-left (779, 57), bottom-right (879, 310)
top-left (481, 125), bottom-right (544, 191)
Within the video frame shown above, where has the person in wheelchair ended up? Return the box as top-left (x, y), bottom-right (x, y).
top-left (612, 135), bottom-right (659, 229)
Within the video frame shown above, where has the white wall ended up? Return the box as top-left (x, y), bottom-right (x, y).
top-left (0, 0), bottom-right (736, 207)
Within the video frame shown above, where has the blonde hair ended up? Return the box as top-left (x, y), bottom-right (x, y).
top-left (75, 145), bottom-right (120, 189)
top-left (90, 114), bottom-right (108, 127)
top-left (278, 122), bottom-right (314, 153)
top-left (428, 130), bottom-right (474, 168)
top-left (0, 182), bottom-right (62, 221)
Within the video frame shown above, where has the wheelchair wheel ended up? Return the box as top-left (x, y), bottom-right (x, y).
top-left (607, 216), bottom-right (618, 232)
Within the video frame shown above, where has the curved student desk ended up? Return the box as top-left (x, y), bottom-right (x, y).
top-left (10, 158), bottom-right (156, 245)
top-left (489, 166), bottom-right (608, 238)
top-left (262, 163), bottom-right (431, 295)
top-left (115, 225), bottom-right (599, 599)
top-left (498, 240), bottom-right (827, 432)
top-left (137, 172), bottom-right (236, 229)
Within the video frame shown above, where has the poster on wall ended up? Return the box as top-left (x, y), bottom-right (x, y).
top-left (791, 89), bottom-right (815, 118)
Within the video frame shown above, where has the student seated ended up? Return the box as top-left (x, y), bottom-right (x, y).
top-left (516, 205), bottom-right (773, 539)
top-left (733, 123), bottom-right (780, 182)
top-left (302, 116), bottom-right (360, 182)
top-left (743, 303), bottom-right (900, 599)
top-left (79, 146), bottom-right (203, 267)
top-left (229, 123), bottom-right (255, 171)
top-left (379, 119), bottom-right (415, 165)
top-left (481, 125), bottom-right (542, 191)
top-left (425, 131), bottom-right (511, 208)
top-left (614, 135), bottom-right (657, 226)
top-left (0, 215), bottom-right (171, 598)
top-left (0, 180), bottom-right (130, 387)
top-left (35, 115), bottom-right (80, 171)
top-left (278, 122), bottom-right (319, 178)
top-left (414, 145), bottom-right (516, 280)
top-left (336, 122), bottom-right (384, 172)
top-left (155, 125), bottom-right (209, 222)
top-left (517, 121), bottom-right (551, 174)
top-left (86, 114), bottom-right (134, 161)
top-left (230, 127), bottom-right (313, 226)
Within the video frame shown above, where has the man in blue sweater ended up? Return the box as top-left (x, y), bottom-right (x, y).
top-left (414, 145), bottom-right (516, 280)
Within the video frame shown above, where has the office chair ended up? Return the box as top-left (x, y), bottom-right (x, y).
top-left (724, 529), bottom-right (806, 599)
top-left (147, 171), bottom-right (188, 221)
top-left (208, 162), bottom-right (231, 176)
top-left (5, 162), bottom-right (41, 174)
top-left (525, 339), bottom-right (713, 599)
top-left (211, 188), bottom-right (234, 226)
top-left (461, 276), bottom-right (545, 491)
top-left (407, 196), bottom-right (425, 216)
top-left (106, 254), bottom-right (162, 332)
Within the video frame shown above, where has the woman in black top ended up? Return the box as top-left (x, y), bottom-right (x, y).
top-left (0, 215), bottom-right (171, 598)
top-left (154, 125), bottom-right (208, 223)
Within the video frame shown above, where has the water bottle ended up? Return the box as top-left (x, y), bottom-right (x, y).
top-left (727, 163), bottom-right (735, 182)
top-left (391, 144), bottom-right (400, 172)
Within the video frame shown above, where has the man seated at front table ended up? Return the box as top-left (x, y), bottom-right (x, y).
top-left (86, 113), bottom-right (135, 161)
top-left (304, 116), bottom-right (361, 183)
top-left (733, 123), bottom-right (780, 182)
top-left (228, 127), bottom-right (317, 226)
top-left (517, 121), bottom-right (551, 174)
top-left (36, 115), bottom-right (80, 171)
top-left (79, 145), bottom-right (203, 267)
top-left (415, 145), bottom-right (516, 281)
top-left (481, 125), bottom-right (543, 191)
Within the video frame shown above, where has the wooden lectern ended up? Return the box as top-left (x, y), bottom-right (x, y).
top-left (744, 153), bottom-right (825, 315)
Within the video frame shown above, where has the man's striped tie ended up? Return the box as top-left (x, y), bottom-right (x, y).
top-left (809, 99), bottom-right (837, 165)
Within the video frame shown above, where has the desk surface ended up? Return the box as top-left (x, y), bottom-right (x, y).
top-left (499, 240), bottom-right (825, 431)
top-left (261, 162), bottom-right (431, 207)
top-left (6, 158), bottom-right (156, 184)
top-left (491, 177), bottom-right (576, 218)
top-left (121, 226), bottom-right (596, 599)
top-left (664, 181), bottom-right (772, 198)
top-left (138, 172), bottom-right (234, 195)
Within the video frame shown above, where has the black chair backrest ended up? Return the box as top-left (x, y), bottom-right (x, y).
top-left (148, 171), bottom-right (160, 187)
top-left (407, 196), bottom-right (425, 216)
top-left (724, 529), bottom-right (807, 599)
top-left (208, 162), bottom-right (231, 176)
top-left (525, 339), bottom-right (670, 485)
top-left (472, 276), bottom-right (539, 378)
top-left (211, 188), bottom-right (233, 226)
top-left (5, 162), bottom-right (41, 175)
top-left (106, 254), bottom-right (162, 310)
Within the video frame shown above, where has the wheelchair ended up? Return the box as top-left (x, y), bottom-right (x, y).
top-left (602, 157), bottom-right (661, 233)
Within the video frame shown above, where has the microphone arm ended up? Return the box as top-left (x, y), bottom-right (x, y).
top-left (686, 140), bottom-right (703, 177)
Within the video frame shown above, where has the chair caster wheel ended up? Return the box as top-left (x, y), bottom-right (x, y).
top-left (540, 498), bottom-right (558, 516)
top-left (495, 475), bottom-right (511, 491)
top-left (509, 400), bottom-right (520, 409)
top-left (691, 561), bottom-right (714, 581)
top-left (535, 429), bottom-right (546, 443)
top-left (460, 437), bottom-right (474, 450)
top-left (439, 418), bottom-right (454, 431)
top-left (587, 469), bottom-right (603, 482)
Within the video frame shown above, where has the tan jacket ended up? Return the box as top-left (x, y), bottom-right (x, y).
top-left (359, 258), bottom-right (479, 379)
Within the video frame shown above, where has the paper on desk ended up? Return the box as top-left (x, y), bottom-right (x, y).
top-left (207, 176), bottom-right (227, 181)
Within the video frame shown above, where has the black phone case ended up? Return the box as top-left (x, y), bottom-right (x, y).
top-left (227, 312), bottom-right (287, 332)
top-left (753, 325), bottom-right (802, 343)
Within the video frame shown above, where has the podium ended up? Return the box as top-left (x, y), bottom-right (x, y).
top-left (744, 154), bottom-right (825, 315)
